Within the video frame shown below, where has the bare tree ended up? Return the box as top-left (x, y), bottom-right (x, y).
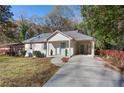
top-left (40, 6), bottom-right (77, 32)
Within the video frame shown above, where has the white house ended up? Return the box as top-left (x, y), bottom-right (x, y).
top-left (23, 30), bottom-right (95, 57)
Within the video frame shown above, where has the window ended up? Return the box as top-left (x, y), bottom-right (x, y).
top-left (44, 43), bottom-right (47, 49)
top-left (61, 42), bottom-right (66, 48)
top-left (30, 43), bottom-right (32, 49)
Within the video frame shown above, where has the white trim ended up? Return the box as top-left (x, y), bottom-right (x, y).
top-left (91, 40), bottom-right (95, 57)
top-left (68, 40), bottom-right (71, 57)
top-left (46, 42), bottom-right (49, 57)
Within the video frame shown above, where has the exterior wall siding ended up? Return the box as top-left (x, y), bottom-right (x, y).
top-left (70, 40), bottom-right (76, 56)
top-left (33, 43), bottom-right (46, 54)
top-left (48, 33), bottom-right (70, 42)
top-left (25, 44), bottom-right (30, 51)
top-left (25, 43), bottom-right (47, 55)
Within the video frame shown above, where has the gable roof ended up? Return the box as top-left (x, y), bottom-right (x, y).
top-left (23, 30), bottom-right (94, 43)
top-left (46, 30), bottom-right (72, 41)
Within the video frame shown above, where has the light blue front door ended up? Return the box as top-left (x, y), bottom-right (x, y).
top-left (60, 42), bottom-right (66, 56)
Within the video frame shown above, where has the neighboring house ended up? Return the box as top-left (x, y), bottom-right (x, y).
top-left (23, 30), bottom-right (95, 57)
top-left (0, 43), bottom-right (24, 55)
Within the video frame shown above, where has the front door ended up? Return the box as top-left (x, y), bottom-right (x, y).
top-left (79, 44), bottom-right (85, 54)
top-left (60, 42), bottom-right (66, 56)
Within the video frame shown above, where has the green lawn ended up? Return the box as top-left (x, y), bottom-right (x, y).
top-left (0, 56), bottom-right (59, 87)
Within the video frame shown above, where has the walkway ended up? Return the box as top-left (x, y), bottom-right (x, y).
top-left (43, 55), bottom-right (124, 87)
top-left (51, 56), bottom-right (65, 67)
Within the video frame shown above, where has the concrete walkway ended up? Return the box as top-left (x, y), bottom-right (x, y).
top-left (51, 56), bottom-right (65, 67)
top-left (43, 55), bottom-right (124, 87)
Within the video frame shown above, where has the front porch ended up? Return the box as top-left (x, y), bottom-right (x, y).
top-left (46, 40), bottom-right (71, 57)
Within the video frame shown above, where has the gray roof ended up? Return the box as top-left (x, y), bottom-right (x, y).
top-left (63, 31), bottom-right (93, 41)
top-left (23, 33), bottom-right (51, 43)
top-left (23, 30), bottom-right (94, 43)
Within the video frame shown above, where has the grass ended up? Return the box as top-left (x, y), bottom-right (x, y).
top-left (0, 56), bottom-right (59, 87)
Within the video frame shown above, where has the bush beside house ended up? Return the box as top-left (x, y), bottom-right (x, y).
top-left (20, 50), bottom-right (26, 56)
top-left (33, 51), bottom-right (45, 58)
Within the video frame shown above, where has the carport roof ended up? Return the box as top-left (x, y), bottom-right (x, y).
top-left (63, 31), bottom-right (94, 41)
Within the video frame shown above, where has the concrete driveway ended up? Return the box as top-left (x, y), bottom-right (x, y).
top-left (43, 55), bottom-right (124, 87)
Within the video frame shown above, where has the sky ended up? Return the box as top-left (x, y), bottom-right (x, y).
top-left (11, 5), bottom-right (53, 20)
top-left (11, 5), bottom-right (82, 21)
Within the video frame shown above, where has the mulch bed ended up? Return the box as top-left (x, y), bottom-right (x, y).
top-left (61, 57), bottom-right (69, 63)
top-left (96, 56), bottom-right (124, 73)
top-left (104, 62), bottom-right (124, 73)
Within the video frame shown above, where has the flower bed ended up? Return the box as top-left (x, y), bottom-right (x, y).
top-left (61, 57), bottom-right (69, 63)
top-left (97, 50), bottom-right (124, 72)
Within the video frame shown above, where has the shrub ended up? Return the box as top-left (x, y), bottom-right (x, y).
top-left (97, 50), bottom-right (124, 65)
top-left (7, 51), bottom-right (16, 56)
top-left (33, 51), bottom-right (45, 58)
top-left (65, 49), bottom-right (68, 56)
top-left (21, 50), bottom-right (26, 56)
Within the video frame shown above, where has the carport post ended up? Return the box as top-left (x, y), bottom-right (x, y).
top-left (68, 40), bottom-right (71, 57)
top-left (91, 40), bottom-right (95, 57)
top-left (46, 42), bottom-right (49, 57)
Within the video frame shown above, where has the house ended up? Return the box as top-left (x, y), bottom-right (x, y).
top-left (23, 30), bottom-right (95, 57)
